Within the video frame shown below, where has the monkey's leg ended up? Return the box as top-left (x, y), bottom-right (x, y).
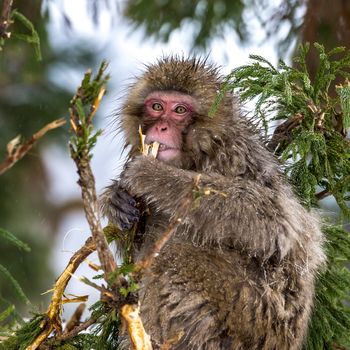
top-left (139, 241), bottom-right (311, 350)
top-left (139, 241), bottom-right (234, 350)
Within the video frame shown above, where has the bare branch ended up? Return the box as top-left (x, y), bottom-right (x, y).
top-left (38, 317), bottom-right (97, 349)
top-left (316, 189), bottom-right (331, 200)
top-left (267, 113), bottom-right (303, 152)
top-left (0, 118), bottom-right (66, 175)
top-left (64, 303), bottom-right (86, 333)
top-left (0, 0), bottom-right (13, 39)
top-left (27, 237), bottom-right (96, 350)
top-left (57, 317), bottom-right (97, 342)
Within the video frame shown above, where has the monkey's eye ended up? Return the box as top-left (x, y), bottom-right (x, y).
top-left (152, 103), bottom-right (163, 111)
top-left (174, 105), bottom-right (187, 114)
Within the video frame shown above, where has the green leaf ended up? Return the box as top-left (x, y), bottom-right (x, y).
top-left (0, 228), bottom-right (30, 252)
top-left (0, 264), bottom-right (30, 305)
top-left (336, 82), bottom-right (350, 130)
top-left (11, 10), bottom-right (42, 61)
top-left (0, 305), bottom-right (15, 323)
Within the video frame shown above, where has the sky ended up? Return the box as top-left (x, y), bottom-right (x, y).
top-left (42, 0), bottom-right (282, 320)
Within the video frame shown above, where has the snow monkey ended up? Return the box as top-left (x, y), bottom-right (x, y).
top-left (101, 56), bottom-right (325, 350)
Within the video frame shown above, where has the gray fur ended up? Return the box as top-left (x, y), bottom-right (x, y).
top-left (102, 56), bottom-right (325, 349)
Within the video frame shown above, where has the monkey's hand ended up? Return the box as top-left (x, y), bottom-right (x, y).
top-left (119, 155), bottom-right (193, 213)
top-left (100, 180), bottom-right (140, 230)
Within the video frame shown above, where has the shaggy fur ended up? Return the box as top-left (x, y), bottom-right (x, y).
top-left (102, 56), bottom-right (325, 349)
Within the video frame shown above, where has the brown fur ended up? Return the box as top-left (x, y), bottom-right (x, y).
top-left (102, 56), bottom-right (325, 349)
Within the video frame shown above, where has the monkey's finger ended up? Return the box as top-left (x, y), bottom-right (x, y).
top-left (116, 210), bottom-right (139, 231)
top-left (110, 192), bottom-right (140, 217)
top-left (117, 190), bottom-right (137, 207)
top-left (121, 222), bottom-right (134, 231)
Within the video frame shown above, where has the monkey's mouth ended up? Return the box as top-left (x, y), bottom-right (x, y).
top-left (144, 138), bottom-right (180, 161)
top-left (152, 143), bottom-right (179, 161)
top-left (146, 142), bottom-right (176, 151)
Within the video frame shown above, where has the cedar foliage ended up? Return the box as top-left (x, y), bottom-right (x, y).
top-left (0, 44), bottom-right (350, 349)
top-left (221, 43), bottom-right (350, 349)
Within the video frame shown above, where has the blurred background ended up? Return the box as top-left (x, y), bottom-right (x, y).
top-left (0, 0), bottom-right (349, 320)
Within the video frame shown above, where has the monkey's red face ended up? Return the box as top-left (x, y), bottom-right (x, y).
top-left (143, 91), bottom-right (195, 163)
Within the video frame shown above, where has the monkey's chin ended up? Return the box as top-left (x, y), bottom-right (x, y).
top-left (157, 148), bottom-right (180, 163)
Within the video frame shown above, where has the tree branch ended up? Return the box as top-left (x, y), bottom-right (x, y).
top-left (26, 237), bottom-right (96, 350)
top-left (0, 0), bottom-right (13, 39)
top-left (0, 118), bottom-right (66, 175)
top-left (69, 86), bottom-right (118, 282)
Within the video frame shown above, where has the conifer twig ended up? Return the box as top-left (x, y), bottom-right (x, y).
top-left (0, 118), bottom-right (66, 175)
top-left (69, 85), bottom-right (117, 282)
top-left (68, 65), bottom-right (153, 350)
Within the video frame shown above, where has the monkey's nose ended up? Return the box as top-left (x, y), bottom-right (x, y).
top-left (156, 123), bottom-right (168, 132)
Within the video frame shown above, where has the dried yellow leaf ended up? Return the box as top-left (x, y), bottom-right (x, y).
top-left (139, 125), bottom-right (159, 158)
top-left (6, 135), bottom-right (21, 155)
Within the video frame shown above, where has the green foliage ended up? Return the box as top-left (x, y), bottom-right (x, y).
top-left (224, 43), bottom-right (350, 349)
top-left (0, 9), bottom-right (41, 60)
top-left (0, 305), bottom-right (15, 324)
top-left (50, 302), bottom-right (121, 350)
top-left (0, 229), bottom-right (30, 340)
top-left (1, 315), bottom-right (44, 350)
top-left (69, 61), bottom-right (109, 160)
top-left (124, 0), bottom-right (247, 48)
top-left (225, 43), bottom-right (350, 209)
top-left (0, 265), bottom-right (30, 306)
top-left (1, 300), bottom-right (122, 349)
top-left (307, 226), bottom-right (350, 350)
top-left (124, 0), bottom-right (303, 51)
top-left (0, 228), bottom-right (30, 252)
top-left (336, 82), bottom-right (350, 132)
top-left (118, 263), bottom-right (139, 298)
top-left (88, 307), bottom-right (121, 350)
top-left (0, 294), bottom-right (25, 336)
top-left (10, 10), bottom-right (42, 61)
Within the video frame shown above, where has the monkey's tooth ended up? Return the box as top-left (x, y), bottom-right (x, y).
top-left (143, 144), bottom-right (150, 156)
top-left (150, 142), bottom-right (160, 158)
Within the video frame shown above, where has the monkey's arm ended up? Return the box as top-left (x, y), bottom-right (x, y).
top-left (120, 156), bottom-right (318, 260)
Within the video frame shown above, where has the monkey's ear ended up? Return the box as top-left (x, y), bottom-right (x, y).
top-left (275, 234), bottom-right (293, 262)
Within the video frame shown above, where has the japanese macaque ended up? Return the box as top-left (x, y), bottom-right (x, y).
top-left (101, 57), bottom-right (325, 350)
